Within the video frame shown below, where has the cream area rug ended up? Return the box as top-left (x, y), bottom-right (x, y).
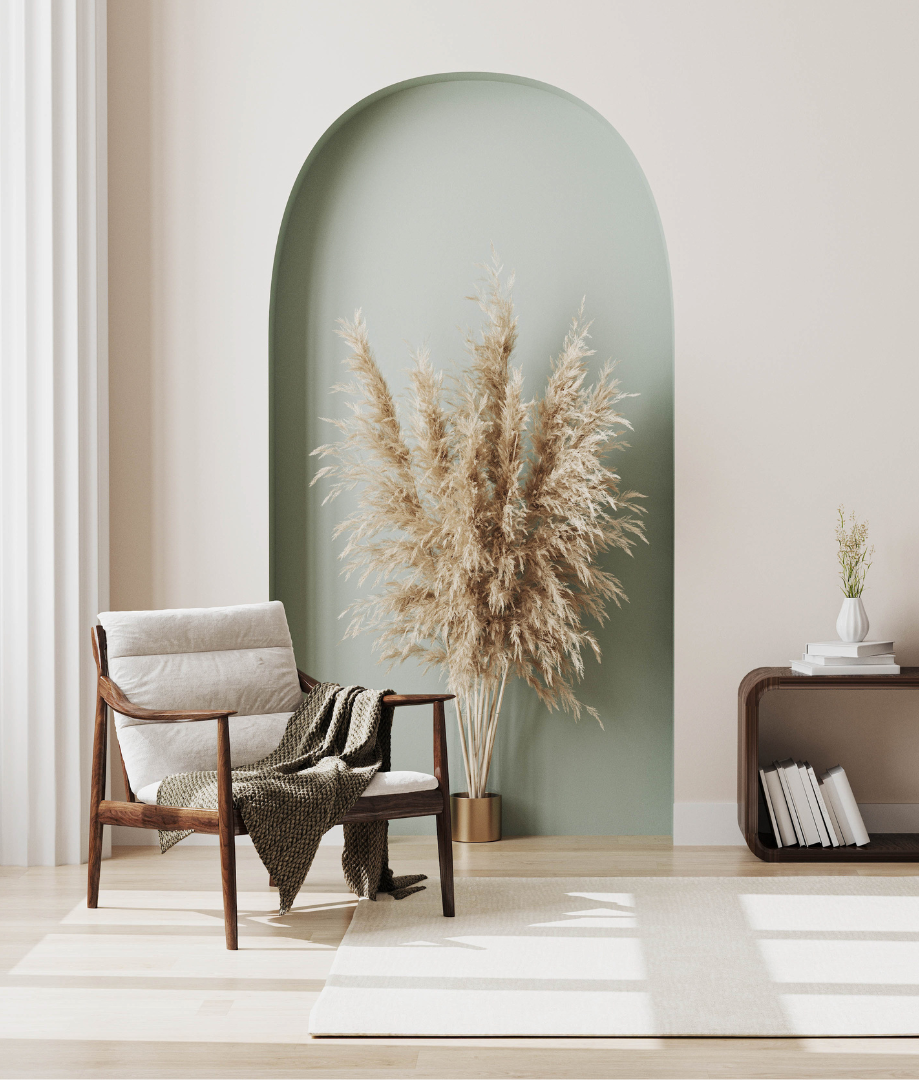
top-left (309, 876), bottom-right (919, 1037)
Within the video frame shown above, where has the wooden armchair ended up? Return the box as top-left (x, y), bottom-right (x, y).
top-left (87, 602), bottom-right (454, 950)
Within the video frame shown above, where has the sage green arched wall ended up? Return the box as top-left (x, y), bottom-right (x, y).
top-left (270, 74), bottom-right (673, 836)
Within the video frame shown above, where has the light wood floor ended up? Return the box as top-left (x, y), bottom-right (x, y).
top-left (2, 837), bottom-right (919, 1079)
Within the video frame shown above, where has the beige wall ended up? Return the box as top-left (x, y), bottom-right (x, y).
top-left (760, 690), bottom-right (919, 806)
top-left (107, 0), bottom-right (919, 837)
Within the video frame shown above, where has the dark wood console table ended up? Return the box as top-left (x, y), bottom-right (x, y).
top-left (738, 666), bottom-right (919, 862)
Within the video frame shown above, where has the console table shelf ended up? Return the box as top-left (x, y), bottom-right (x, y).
top-left (738, 666), bottom-right (919, 862)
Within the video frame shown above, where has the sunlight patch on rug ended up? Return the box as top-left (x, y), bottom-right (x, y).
top-left (309, 876), bottom-right (919, 1036)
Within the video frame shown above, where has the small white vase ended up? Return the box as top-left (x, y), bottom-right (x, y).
top-left (836, 597), bottom-right (869, 642)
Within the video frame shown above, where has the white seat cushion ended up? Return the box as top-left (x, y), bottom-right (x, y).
top-left (135, 770), bottom-right (438, 806)
top-left (357, 770), bottom-right (438, 797)
top-left (98, 602), bottom-right (303, 793)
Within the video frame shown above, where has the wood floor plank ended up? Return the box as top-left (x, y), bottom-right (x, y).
top-left (0, 1040), bottom-right (420, 1079)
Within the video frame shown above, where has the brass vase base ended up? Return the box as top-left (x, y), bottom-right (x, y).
top-left (451, 792), bottom-right (501, 843)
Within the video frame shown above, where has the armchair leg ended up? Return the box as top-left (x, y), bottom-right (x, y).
top-left (87, 676), bottom-right (108, 910)
top-left (435, 810), bottom-right (455, 917)
top-left (432, 700), bottom-right (455, 917)
top-left (219, 828), bottom-right (238, 950)
top-left (217, 716), bottom-right (238, 950)
top-left (87, 815), bottom-right (103, 909)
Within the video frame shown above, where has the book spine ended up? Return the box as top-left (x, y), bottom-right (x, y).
top-left (803, 654), bottom-right (896, 666)
top-left (806, 642), bottom-right (894, 657)
top-left (764, 767), bottom-right (797, 846)
top-left (806, 764), bottom-right (838, 846)
top-left (774, 760), bottom-right (806, 845)
top-left (790, 662), bottom-right (816, 676)
top-left (759, 768), bottom-right (782, 847)
top-left (798, 764), bottom-right (830, 846)
top-left (780, 759), bottom-right (820, 845)
top-left (821, 773), bottom-right (856, 845)
top-left (819, 779), bottom-right (849, 845)
top-left (827, 766), bottom-right (870, 846)
top-left (791, 661), bottom-right (901, 676)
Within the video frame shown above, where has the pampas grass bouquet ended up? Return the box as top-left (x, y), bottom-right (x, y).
top-left (312, 254), bottom-right (646, 799)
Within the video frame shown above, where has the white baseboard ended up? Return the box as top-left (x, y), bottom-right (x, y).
top-left (858, 804), bottom-right (919, 832)
top-left (672, 801), bottom-right (919, 846)
top-left (673, 802), bottom-right (745, 846)
top-left (111, 824), bottom-right (345, 847)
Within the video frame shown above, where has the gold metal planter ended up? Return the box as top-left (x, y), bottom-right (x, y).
top-left (451, 792), bottom-right (501, 843)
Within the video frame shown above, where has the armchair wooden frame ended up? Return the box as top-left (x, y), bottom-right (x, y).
top-left (87, 625), bottom-right (455, 949)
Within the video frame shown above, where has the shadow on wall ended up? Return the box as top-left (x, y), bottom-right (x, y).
top-left (270, 73), bottom-right (674, 838)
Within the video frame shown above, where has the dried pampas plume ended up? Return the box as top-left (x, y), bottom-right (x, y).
top-left (311, 254), bottom-right (647, 797)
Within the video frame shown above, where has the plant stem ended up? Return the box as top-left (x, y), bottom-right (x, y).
top-left (454, 697), bottom-right (472, 797)
top-left (455, 668), bottom-right (508, 799)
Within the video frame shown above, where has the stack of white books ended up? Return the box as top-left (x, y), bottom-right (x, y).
top-left (759, 761), bottom-right (870, 848)
top-left (791, 640), bottom-right (899, 676)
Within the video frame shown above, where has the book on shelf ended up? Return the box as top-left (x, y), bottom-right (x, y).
top-left (759, 768), bottom-right (783, 847)
top-left (760, 760), bottom-right (867, 848)
top-left (825, 781), bottom-right (850, 846)
top-left (805, 640), bottom-right (894, 658)
top-left (805, 763), bottom-right (839, 846)
top-left (776, 758), bottom-right (821, 845)
top-left (797, 763), bottom-right (830, 846)
top-left (803, 653), bottom-right (896, 666)
top-left (774, 759), bottom-right (806, 845)
top-left (791, 660), bottom-right (900, 676)
top-left (822, 765), bottom-right (870, 846)
top-left (760, 766), bottom-right (797, 846)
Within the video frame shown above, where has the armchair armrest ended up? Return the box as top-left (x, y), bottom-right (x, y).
top-left (296, 669), bottom-right (453, 708)
top-left (98, 676), bottom-right (236, 724)
top-left (383, 693), bottom-right (455, 707)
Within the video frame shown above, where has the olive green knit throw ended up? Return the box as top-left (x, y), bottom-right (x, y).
top-left (156, 682), bottom-right (426, 914)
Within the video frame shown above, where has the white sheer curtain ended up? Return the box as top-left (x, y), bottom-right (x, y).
top-left (0, 0), bottom-right (108, 865)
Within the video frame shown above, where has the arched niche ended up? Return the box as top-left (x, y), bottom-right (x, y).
top-left (270, 73), bottom-right (673, 836)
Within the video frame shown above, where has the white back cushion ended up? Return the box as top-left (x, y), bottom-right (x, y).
top-left (98, 602), bottom-right (303, 793)
top-left (119, 712), bottom-right (295, 797)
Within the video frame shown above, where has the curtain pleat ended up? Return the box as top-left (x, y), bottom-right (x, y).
top-left (0, 0), bottom-right (108, 866)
